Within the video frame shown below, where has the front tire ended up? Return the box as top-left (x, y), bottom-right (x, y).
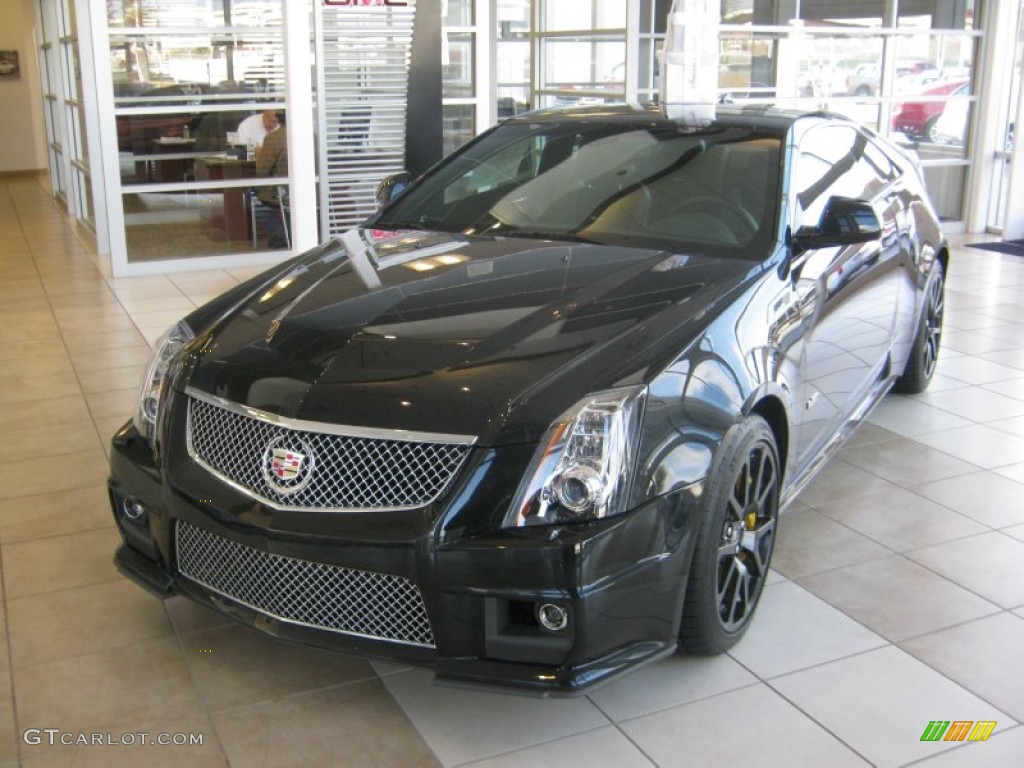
top-left (680, 416), bottom-right (779, 655)
top-left (894, 260), bottom-right (945, 394)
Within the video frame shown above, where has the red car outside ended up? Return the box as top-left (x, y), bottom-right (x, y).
top-left (892, 78), bottom-right (969, 142)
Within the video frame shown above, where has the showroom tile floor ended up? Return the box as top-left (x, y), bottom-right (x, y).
top-left (0, 175), bottom-right (1022, 767)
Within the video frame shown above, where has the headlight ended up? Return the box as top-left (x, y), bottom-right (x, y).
top-left (134, 321), bottom-right (194, 448)
top-left (505, 386), bottom-right (646, 527)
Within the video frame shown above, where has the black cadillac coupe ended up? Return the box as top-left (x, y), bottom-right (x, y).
top-left (109, 104), bottom-right (946, 693)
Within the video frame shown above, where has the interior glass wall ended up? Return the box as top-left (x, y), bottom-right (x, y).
top-left (661, 0), bottom-right (983, 221)
top-left (496, 0), bottom-right (531, 117)
top-left (105, 0), bottom-right (289, 263)
top-left (988, 1), bottom-right (1022, 230)
top-left (534, 0), bottom-right (627, 108)
top-left (443, 0), bottom-right (477, 154)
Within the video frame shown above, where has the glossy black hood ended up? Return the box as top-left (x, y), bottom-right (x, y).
top-left (182, 229), bottom-right (756, 445)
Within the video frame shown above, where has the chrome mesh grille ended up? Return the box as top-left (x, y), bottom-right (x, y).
top-left (176, 521), bottom-right (434, 647)
top-left (186, 396), bottom-right (472, 511)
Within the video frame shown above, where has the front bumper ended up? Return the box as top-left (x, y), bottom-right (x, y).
top-left (109, 421), bottom-right (700, 695)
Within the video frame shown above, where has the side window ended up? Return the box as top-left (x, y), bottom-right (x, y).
top-left (794, 126), bottom-right (857, 228)
top-left (794, 125), bottom-right (895, 229)
top-left (862, 138), bottom-right (900, 182)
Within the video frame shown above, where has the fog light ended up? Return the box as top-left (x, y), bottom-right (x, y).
top-left (536, 603), bottom-right (569, 632)
top-left (122, 498), bottom-right (146, 520)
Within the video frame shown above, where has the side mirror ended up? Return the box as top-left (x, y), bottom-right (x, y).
top-left (792, 196), bottom-right (882, 251)
top-left (376, 172), bottom-right (412, 208)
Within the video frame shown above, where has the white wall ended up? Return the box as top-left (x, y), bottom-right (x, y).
top-left (0, 0), bottom-right (48, 172)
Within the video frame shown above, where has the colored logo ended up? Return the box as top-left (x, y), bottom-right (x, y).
top-left (262, 435), bottom-right (315, 495)
top-left (270, 448), bottom-right (304, 480)
top-left (920, 721), bottom-right (997, 742)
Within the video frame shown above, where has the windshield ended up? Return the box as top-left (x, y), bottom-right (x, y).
top-left (374, 120), bottom-right (782, 252)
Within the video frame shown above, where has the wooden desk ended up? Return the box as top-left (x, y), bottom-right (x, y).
top-left (196, 157), bottom-right (258, 242)
top-left (150, 137), bottom-right (198, 183)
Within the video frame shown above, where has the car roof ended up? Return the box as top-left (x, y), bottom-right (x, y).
top-left (500, 102), bottom-right (840, 136)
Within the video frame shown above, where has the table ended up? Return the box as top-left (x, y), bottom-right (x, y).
top-left (195, 156), bottom-right (258, 242)
top-left (149, 137), bottom-right (199, 183)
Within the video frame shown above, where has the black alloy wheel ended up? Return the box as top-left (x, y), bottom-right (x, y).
top-left (680, 416), bottom-right (779, 654)
top-left (895, 259), bottom-right (945, 394)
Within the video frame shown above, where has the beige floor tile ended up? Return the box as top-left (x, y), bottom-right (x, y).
top-left (462, 727), bottom-right (651, 768)
top-left (901, 613), bottom-right (1024, 722)
top-left (0, 352), bottom-right (73, 378)
top-left (0, 702), bottom-right (14, 764)
top-left (914, 386), bottom-right (1024, 423)
top-left (771, 506), bottom-right (892, 579)
top-left (0, 395), bottom-right (92, 433)
top-left (990, 414), bottom-right (1024, 440)
top-left (15, 637), bottom-right (203, 734)
top-left (116, 295), bottom-right (196, 316)
top-left (911, 423), bottom-right (1024, 470)
top-left (839, 439), bottom-right (979, 486)
top-left (180, 623), bottom-right (375, 712)
top-left (907, 532), bottom-right (1024, 609)
top-left (76, 364), bottom-right (148, 395)
top-left (866, 396), bottom-right (973, 436)
top-left (727, 582), bottom-right (886, 678)
top-left (0, 313), bottom-right (61, 336)
top-left (61, 327), bottom-right (150, 352)
top-left (813, 486), bottom-right (986, 552)
top-left (793, 457), bottom-right (905, 508)
top-left (619, 684), bottom-right (868, 768)
top-left (994, 461), bottom-right (1024, 485)
top-left (910, 471), bottom-right (1024, 529)
top-left (381, 668), bottom-right (608, 766)
top-left (8, 580), bottom-right (173, 668)
top-left (771, 646), bottom-right (1011, 768)
top-left (0, 484), bottom-right (112, 544)
top-left (94, 415), bottom-right (131, 449)
top-left (798, 556), bottom-right (999, 642)
top-left (130, 309), bottom-right (192, 331)
top-left (214, 679), bottom-right (439, 768)
top-left (20, 716), bottom-right (226, 768)
top-left (910, 727), bottom-right (1024, 768)
top-left (0, 336), bottom-right (67, 363)
top-left (2, 527), bottom-right (122, 599)
top-left (588, 652), bottom-right (756, 723)
top-left (0, 421), bottom-right (102, 464)
top-left (0, 374), bottom-right (82, 405)
top-left (84, 388), bottom-right (136, 420)
top-left (0, 448), bottom-right (108, 501)
top-left (842, 422), bottom-right (902, 449)
top-left (164, 595), bottom-right (233, 635)
top-left (71, 346), bottom-right (152, 375)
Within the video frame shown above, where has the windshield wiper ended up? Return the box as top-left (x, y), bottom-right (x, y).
top-left (502, 229), bottom-right (598, 244)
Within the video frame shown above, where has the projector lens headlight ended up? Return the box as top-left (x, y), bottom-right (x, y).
top-left (134, 320), bottom-right (193, 448)
top-left (505, 386), bottom-right (646, 527)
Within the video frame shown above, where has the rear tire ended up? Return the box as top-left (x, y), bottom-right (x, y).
top-left (894, 260), bottom-right (945, 394)
top-left (680, 416), bottom-right (779, 655)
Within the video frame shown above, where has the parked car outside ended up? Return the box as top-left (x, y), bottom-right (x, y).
top-left (109, 104), bottom-right (947, 694)
top-left (846, 60), bottom-right (937, 96)
top-left (891, 78), bottom-right (969, 142)
top-left (933, 84), bottom-right (971, 145)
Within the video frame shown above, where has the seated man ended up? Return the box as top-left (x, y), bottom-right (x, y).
top-left (236, 109), bottom-right (279, 148)
top-left (254, 111), bottom-right (289, 248)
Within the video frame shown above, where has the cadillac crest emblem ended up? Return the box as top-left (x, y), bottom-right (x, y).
top-left (262, 435), bottom-right (315, 495)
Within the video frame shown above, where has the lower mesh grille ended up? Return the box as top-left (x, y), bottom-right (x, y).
top-left (175, 521), bottom-right (434, 647)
